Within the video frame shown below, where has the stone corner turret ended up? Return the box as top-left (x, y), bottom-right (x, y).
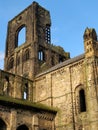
top-left (83, 27), bottom-right (98, 58)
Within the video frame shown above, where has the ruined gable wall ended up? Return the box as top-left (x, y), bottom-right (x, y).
top-left (0, 70), bottom-right (33, 101)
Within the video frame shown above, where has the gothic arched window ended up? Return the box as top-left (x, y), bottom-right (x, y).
top-left (79, 89), bottom-right (86, 112)
top-left (16, 25), bottom-right (26, 47)
top-left (38, 50), bottom-right (45, 61)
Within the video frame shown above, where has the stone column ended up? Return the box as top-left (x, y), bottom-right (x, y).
top-left (10, 109), bottom-right (17, 130)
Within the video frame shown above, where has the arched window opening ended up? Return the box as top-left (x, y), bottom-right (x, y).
top-left (23, 83), bottom-right (28, 100)
top-left (17, 26), bottom-right (26, 47)
top-left (17, 124), bottom-right (29, 130)
top-left (0, 118), bottom-right (7, 130)
top-left (9, 58), bottom-right (14, 69)
top-left (79, 89), bottom-right (86, 112)
top-left (45, 24), bottom-right (51, 43)
top-left (38, 50), bottom-right (45, 61)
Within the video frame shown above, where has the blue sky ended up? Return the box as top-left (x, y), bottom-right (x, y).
top-left (0, 0), bottom-right (98, 69)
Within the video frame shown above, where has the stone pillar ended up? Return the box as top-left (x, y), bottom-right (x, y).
top-left (33, 115), bottom-right (39, 130)
top-left (10, 109), bottom-right (17, 130)
top-left (28, 80), bottom-right (33, 101)
top-left (14, 76), bottom-right (22, 99)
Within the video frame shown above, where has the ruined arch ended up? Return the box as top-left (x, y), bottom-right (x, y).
top-left (0, 118), bottom-right (7, 130)
top-left (16, 124), bottom-right (29, 130)
top-left (15, 25), bottom-right (26, 47)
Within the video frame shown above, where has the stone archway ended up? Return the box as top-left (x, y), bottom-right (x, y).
top-left (16, 124), bottom-right (29, 130)
top-left (0, 118), bottom-right (7, 130)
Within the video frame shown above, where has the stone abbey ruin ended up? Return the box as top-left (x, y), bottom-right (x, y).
top-left (0, 1), bottom-right (98, 130)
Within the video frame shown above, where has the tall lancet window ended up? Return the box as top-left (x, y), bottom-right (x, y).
top-left (79, 89), bottom-right (86, 112)
top-left (15, 25), bottom-right (26, 48)
top-left (23, 83), bottom-right (28, 100)
top-left (45, 24), bottom-right (51, 43)
top-left (38, 50), bottom-right (45, 61)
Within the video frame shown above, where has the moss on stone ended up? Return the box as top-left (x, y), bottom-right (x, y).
top-left (0, 95), bottom-right (57, 113)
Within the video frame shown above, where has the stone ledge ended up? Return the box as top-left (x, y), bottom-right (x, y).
top-left (0, 95), bottom-right (57, 114)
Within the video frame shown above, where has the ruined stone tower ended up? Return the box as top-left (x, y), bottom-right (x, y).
top-left (4, 1), bottom-right (70, 79)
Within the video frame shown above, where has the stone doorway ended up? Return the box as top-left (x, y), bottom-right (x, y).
top-left (16, 124), bottom-right (29, 130)
top-left (0, 118), bottom-right (7, 130)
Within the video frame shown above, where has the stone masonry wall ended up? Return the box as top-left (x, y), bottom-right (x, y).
top-left (35, 57), bottom-right (84, 129)
top-left (35, 55), bottom-right (98, 130)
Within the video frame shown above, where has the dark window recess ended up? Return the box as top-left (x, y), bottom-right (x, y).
top-left (79, 89), bottom-right (86, 112)
top-left (0, 118), bottom-right (7, 130)
top-left (45, 25), bottom-right (51, 43)
top-left (59, 56), bottom-right (64, 63)
top-left (17, 124), bottom-right (29, 130)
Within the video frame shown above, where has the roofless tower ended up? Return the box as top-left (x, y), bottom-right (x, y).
top-left (4, 1), bottom-right (70, 79)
